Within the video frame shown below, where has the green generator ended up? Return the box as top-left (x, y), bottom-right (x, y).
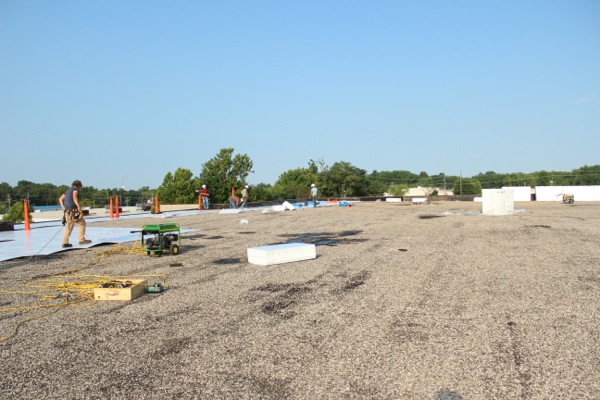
top-left (141, 223), bottom-right (181, 256)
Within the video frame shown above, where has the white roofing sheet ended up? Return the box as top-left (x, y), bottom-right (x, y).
top-left (0, 210), bottom-right (200, 262)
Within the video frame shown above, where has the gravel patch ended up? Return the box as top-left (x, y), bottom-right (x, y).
top-left (1, 201), bottom-right (599, 399)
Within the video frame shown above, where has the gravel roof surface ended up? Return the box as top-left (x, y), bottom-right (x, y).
top-left (1, 201), bottom-right (599, 399)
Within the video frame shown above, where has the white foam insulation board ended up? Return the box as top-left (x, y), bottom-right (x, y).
top-left (247, 243), bottom-right (316, 266)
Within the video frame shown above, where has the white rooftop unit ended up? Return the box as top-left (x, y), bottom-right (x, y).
top-left (482, 189), bottom-right (514, 216)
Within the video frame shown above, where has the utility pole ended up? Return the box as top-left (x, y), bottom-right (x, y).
top-left (459, 170), bottom-right (463, 195)
top-left (443, 174), bottom-right (446, 195)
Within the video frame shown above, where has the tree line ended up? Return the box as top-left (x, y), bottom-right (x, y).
top-left (2, 147), bottom-right (600, 213)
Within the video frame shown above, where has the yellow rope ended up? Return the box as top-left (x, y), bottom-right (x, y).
top-left (0, 242), bottom-right (167, 343)
top-left (0, 308), bottom-right (61, 343)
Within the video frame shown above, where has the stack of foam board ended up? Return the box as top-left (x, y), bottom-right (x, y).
top-left (247, 243), bottom-right (316, 266)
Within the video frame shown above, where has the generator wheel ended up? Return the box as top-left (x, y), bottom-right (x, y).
top-left (170, 244), bottom-right (180, 255)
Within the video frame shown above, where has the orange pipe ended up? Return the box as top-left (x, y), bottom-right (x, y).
top-left (109, 197), bottom-right (114, 219)
top-left (24, 200), bottom-right (31, 231)
top-left (155, 194), bottom-right (160, 214)
top-left (198, 191), bottom-right (202, 210)
top-left (115, 196), bottom-right (120, 218)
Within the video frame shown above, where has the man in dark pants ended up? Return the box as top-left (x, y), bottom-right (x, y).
top-left (59, 180), bottom-right (91, 248)
top-left (310, 183), bottom-right (318, 208)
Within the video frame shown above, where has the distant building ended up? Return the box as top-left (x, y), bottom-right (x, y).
top-left (405, 186), bottom-right (453, 197)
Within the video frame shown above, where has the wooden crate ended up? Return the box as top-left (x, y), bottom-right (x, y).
top-left (93, 279), bottom-right (147, 301)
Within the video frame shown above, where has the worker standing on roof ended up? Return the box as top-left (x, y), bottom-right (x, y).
top-left (200, 184), bottom-right (210, 210)
top-left (240, 185), bottom-right (249, 208)
top-left (59, 180), bottom-right (92, 248)
top-left (310, 183), bottom-right (318, 208)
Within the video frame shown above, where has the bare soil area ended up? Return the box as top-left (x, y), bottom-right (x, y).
top-left (1, 201), bottom-right (599, 399)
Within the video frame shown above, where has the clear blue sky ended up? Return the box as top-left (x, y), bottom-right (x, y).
top-left (1, 0), bottom-right (598, 190)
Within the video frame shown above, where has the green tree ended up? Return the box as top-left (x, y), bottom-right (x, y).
top-left (77, 185), bottom-right (98, 208)
top-left (11, 181), bottom-right (59, 206)
top-left (365, 171), bottom-right (388, 196)
top-left (13, 180), bottom-right (34, 200)
top-left (92, 188), bottom-right (111, 207)
top-left (573, 165), bottom-right (600, 185)
top-left (427, 173), bottom-right (455, 194)
top-left (453, 178), bottom-right (482, 195)
top-left (198, 148), bottom-right (254, 204)
top-left (417, 171), bottom-right (433, 188)
top-left (249, 183), bottom-right (276, 202)
top-left (0, 182), bottom-right (11, 212)
top-left (387, 183), bottom-right (408, 196)
top-left (2, 201), bottom-right (32, 223)
top-left (308, 158), bottom-right (331, 195)
top-left (501, 172), bottom-right (530, 187)
top-left (137, 186), bottom-right (155, 203)
top-left (370, 170), bottom-right (419, 189)
top-left (273, 164), bottom-right (318, 200)
top-left (549, 170), bottom-right (572, 185)
top-left (0, 182), bottom-right (10, 200)
top-left (535, 170), bottom-right (552, 186)
top-left (158, 168), bottom-right (197, 204)
top-left (474, 171), bottom-right (505, 189)
top-left (326, 161), bottom-right (369, 197)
